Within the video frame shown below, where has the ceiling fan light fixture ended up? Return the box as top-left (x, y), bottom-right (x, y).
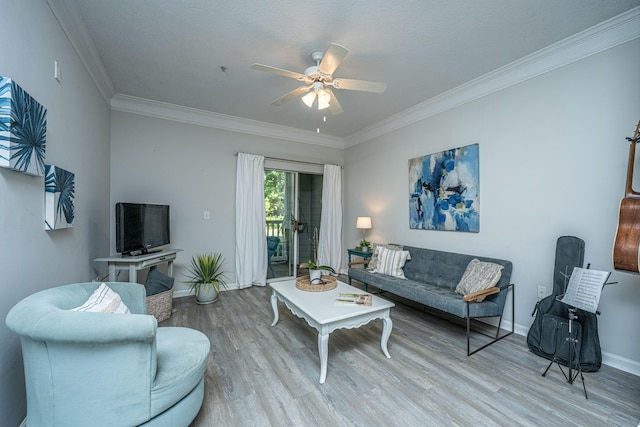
top-left (251, 42), bottom-right (385, 115)
top-left (317, 89), bottom-right (330, 110)
top-left (301, 91), bottom-right (316, 108)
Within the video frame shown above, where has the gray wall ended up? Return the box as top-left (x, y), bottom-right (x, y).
top-left (0, 2), bottom-right (111, 425)
top-left (110, 111), bottom-right (344, 293)
top-left (344, 39), bottom-right (640, 374)
top-left (2, 3), bottom-right (639, 426)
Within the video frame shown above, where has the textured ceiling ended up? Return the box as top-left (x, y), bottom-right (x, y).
top-left (70, 0), bottom-right (640, 138)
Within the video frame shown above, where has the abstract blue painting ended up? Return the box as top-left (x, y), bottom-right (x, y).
top-left (45, 165), bottom-right (75, 230)
top-left (409, 144), bottom-right (479, 232)
top-left (0, 77), bottom-right (47, 176)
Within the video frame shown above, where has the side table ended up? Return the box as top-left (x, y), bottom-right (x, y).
top-left (347, 248), bottom-right (373, 268)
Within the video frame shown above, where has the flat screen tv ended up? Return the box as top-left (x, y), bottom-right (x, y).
top-left (116, 202), bottom-right (170, 255)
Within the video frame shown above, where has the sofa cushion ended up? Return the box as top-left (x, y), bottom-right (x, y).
top-left (70, 283), bottom-right (131, 314)
top-left (350, 268), bottom-right (506, 318)
top-left (372, 246), bottom-right (411, 278)
top-left (455, 259), bottom-right (503, 298)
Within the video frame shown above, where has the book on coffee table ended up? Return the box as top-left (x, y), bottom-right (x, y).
top-left (335, 292), bottom-right (372, 306)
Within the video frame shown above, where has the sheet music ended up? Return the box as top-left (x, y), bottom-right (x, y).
top-left (559, 267), bottom-right (609, 313)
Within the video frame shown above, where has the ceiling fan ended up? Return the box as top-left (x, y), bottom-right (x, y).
top-left (250, 43), bottom-right (386, 115)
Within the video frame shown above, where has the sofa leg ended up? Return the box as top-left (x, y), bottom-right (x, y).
top-left (466, 284), bottom-right (515, 356)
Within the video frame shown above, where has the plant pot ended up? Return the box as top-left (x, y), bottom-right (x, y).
top-left (309, 269), bottom-right (323, 284)
top-left (195, 285), bottom-right (218, 304)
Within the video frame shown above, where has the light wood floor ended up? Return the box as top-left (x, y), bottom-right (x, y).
top-left (161, 278), bottom-right (640, 427)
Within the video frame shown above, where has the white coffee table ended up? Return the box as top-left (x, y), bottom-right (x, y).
top-left (269, 279), bottom-right (394, 384)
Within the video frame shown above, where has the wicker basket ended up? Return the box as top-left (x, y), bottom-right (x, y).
top-left (296, 275), bottom-right (337, 291)
top-left (146, 288), bottom-right (174, 322)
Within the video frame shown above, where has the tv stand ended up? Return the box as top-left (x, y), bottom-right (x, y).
top-left (95, 249), bottom-right (183, 283)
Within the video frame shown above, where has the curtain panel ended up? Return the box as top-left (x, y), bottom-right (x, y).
top-left (317, 164), bottom-right (342, 273)
top-left (235, 153), bottom-right (267, 288)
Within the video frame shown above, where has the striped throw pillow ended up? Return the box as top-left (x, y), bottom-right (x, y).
top-left (372, 246), bottom-right (411, 279)
top-left (71, 283), bottom-right (131, 314)
top-left (367, 243), bottom-right (404, 272)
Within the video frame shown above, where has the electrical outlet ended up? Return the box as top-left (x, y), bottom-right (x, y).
top-left (537, 286), bottom-right (547, 299)
top-left (203, 211), bottom-right (210, 220)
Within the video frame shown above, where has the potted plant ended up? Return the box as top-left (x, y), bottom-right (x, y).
top-left (299, 227), bottom-right (335, 283)
top-left (359, 239), bottom-right (371, 252)
top-left (184, 253), bottom-right (229, 304)
top-left (300, 260), bottom-right (335, 284)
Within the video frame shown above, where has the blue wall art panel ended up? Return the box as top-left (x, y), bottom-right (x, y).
top-left (0, 76), bottom-right (47, 176)
top-left (45, 165), bottom-right (75, 230)
top-left (409, 143), bottom-right (479, 232)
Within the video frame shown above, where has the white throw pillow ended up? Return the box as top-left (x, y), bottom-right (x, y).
top-left (455, 259), bottom-right (503, 297)
top-left (71, 283), bottom-right (131, 314)
top-left (372, 246), bottom-right (411, 279)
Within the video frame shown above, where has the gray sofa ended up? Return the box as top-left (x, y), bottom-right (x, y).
top-left (348, 245), bottom-right (514, 355)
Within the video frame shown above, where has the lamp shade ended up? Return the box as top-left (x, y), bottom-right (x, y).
top-left (301, 91), bottom-right (316, 108)
top-left (317, 90), bottom-right (330, 110)
top-left (356, 217), bottom-right (372, 229)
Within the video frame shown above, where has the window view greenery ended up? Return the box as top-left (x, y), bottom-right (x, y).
top-left (264, 170), bottom-right (285, 220)
top-left (265, 170), bottom-right (287, 275)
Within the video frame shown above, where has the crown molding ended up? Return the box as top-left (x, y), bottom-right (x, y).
top-left (47, 0), bottom-right (638, 149)
top-left (345, 6), bottom-right (640, 147)
top-left (46, 0), bottom-right (115, 104)
top-left (111, 94), bottom-right (345, 148)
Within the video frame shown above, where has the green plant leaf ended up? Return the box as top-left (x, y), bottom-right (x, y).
top-left (184, 252), bottom-right (229, 294)
top-left (303, 259), bottom-right (335, 273)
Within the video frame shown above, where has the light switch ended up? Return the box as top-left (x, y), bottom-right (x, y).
top-left (54, 60), bottom-right (61, 82)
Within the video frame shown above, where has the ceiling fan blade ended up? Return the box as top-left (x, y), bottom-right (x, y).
top-left (317, 43), bottom-right (349, 76)
top-left (271, 86), bottom-right (311, 106)
top-left (325, 88), bottom-right (343, 115)
top-left (332, 78), bottom-right (387, 93)
top-left (250, 63), bottom-right (305, 80)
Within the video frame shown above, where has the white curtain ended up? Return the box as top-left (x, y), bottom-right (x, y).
top-left (317, 164), bottom-right (342, 274)
top-left (235, 153), bottom-right (267, 288)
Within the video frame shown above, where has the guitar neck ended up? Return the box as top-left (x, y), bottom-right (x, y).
top-left (624, 120), bottom-right (640, 198)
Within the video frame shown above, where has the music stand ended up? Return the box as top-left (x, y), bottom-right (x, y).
top-left (541, 267), bottom-right (610, 399)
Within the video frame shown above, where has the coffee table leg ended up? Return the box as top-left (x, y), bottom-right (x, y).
top-left (381, 312), bottom-right (393, 359)
top-left (318, 329), bottom-right (329, 384)
top-left (270, 292), bottom-right (279, 326)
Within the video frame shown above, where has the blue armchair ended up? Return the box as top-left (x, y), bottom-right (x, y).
top-left (5, 282), bottom-right (210, 427)
top-left (267, 236), bottom-right (280, 278)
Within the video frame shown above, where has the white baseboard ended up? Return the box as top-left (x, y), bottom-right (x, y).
top-left (602, 351), bottom-right (640, 377)
top-left (173, 283), bottom-right (240, 299)
top-left (19, 417), bottom-right (26, 427)
top-left (173, 289), bottom-right (191, 298)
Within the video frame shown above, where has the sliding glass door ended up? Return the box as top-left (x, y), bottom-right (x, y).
top-left (265, 170), bottom-right (298, 281)
top-left (265, 169), bottom-right (323, 281)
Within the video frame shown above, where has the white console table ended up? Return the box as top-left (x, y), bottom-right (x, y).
top-left (95, 249), bottom-right (183, 283)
